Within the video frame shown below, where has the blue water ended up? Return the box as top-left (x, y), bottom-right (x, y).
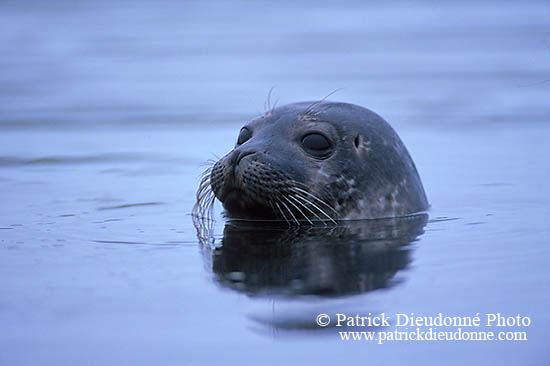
top-left (1, 1), bottom-right (549, 365)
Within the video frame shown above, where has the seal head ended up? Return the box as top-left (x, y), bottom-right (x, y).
top-left (196, 101), bottom-right (428, 223)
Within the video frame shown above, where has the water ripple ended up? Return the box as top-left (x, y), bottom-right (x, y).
top-left (97, 202), bottom-right (165, 211)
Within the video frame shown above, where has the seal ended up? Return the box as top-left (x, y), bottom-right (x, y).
top-left (194, 101), bottom-right (428, 224)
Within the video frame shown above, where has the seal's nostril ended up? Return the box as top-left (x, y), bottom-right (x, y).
top-left (235, 151), bottom-right (255, 165)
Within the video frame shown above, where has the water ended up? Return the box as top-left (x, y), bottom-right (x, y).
top-left (1, 1), bottom-right (549, 365)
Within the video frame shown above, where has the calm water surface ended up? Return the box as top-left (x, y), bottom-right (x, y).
top-left (1, 1), bottom-right (549, 365)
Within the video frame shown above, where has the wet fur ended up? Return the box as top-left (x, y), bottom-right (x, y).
top-left (192, 101), bottom-right (428, 226)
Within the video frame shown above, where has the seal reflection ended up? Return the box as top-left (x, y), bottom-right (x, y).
top-left (205, 214), bottom-right (428, 297)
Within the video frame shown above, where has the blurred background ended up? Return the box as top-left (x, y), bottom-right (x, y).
top-left (2, 0), bottom-right (549, 129)
top-left (1, 1), bottom-right (549, 365)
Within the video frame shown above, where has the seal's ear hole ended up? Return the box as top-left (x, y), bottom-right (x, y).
top-left (354, 135), bottom-right (368, 152)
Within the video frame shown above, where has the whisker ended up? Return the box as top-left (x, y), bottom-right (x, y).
top-left (264, 86), bottom-right (276, 114)
top-left (274, 201), bottom-right (290, 226)
top-left (271, 98), bottom-right (279, 113)
top-left (192, 164), bottom-right (219, 241)
top-left (291, 187), bottom-right (340, 216)
top-left (292, 193), bottom-right (336, 225)
top-left (280, 200), bottom-right (299, 226)
top-left (303, 88), bottom-right (344, 115)
top-left (287, 195), bottom-right (326, 226)
top-left (284, 196), bottom-right (313, 225)
top-left (268, 201), bottom-right (278, 218)
top-left (201, 158), bottom-right (218, 168)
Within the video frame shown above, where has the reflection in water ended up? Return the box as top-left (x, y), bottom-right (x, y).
top-left (202, 214), bottom-right (428, 298)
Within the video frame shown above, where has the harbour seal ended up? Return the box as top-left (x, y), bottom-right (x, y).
top-left (194, 101), bottom-right (428, 224)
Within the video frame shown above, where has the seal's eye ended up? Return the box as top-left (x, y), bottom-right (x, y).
top-left (237, 127), bottom-right (252, 145)
top-left (301, 133), bottom-right (333, 158)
